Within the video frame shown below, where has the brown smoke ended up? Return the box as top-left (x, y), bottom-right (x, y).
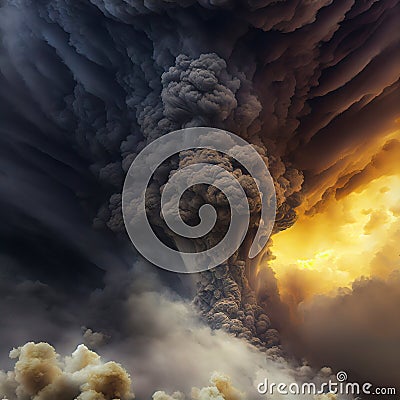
top-left (0, 339), bottom-right (342, 400)
top-left (153, 372), bottom-right (245, 400)
top-left (0, 342), bottom-right (134, 400)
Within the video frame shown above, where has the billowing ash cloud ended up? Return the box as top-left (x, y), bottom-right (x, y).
top-left (0, 0), bottom-right (398, 390)
top-left (1, 0), bottom-right (398, 230)
top-left (0, 342), bottom-right (341, 400)
top-left (0, 263), bottom-right (350, 400)
top-left (0, 348), bottom-right (247, 400)
top-left (0, 261), bottom-right (349, 400)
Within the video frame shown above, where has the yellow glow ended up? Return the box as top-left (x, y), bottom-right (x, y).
top-left (268, 173), bottom-right (400, 306)
top-left (296, 250), bottom-right (336, 271)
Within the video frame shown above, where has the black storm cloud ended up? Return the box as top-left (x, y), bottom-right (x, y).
top-left (0, 0), bottom-right (399, 398)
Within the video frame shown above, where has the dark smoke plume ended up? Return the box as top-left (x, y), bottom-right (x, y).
top-left (0, 0), bottom-right (399, 387)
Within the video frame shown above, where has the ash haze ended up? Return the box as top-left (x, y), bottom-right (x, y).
top-left (0, 0), bottom-right (399, 399)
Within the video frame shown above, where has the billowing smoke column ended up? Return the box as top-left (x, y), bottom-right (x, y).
top-left (0, 0), bottom-right (398, 350)
top-left (121, 52), bottom-right (304, 346)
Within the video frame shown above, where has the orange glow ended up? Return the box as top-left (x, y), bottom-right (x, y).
top-left (268, 151), bottom-right (400, 309)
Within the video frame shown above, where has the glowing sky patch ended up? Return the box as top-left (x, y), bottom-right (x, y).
top-left (269, 173), bottom-right (400, 305)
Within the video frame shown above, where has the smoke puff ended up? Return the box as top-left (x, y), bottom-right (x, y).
top-left (153, 372), bottom-right (244, 400)
top-left (0, 342), bottom-right (134, 400)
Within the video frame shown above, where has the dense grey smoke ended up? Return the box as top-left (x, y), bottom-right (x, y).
top-left (0, 262), bottom-right (348, 400)
top-left (194, 262), bottom-right (280, 348)
top-left (296, 271), bottom-right (400, 393)
top-left (2, 0), bottom-right (306, 344)
top-left (0, 0), bottom-right (399, 392)
top-left (1, 0), bottom-right (398, 230)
